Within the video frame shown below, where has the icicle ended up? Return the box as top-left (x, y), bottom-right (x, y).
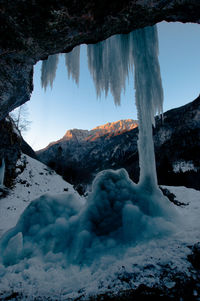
top-left (87, 34), bottom-right (133, 105)
top-left (41, 54), bottom-right (59, 90)
top-left (65, 46), bottom-right (80, 85)
top-left (0, 158), bottom-right (5, 187)
top-left (132, 25), bottom-right (163, 190)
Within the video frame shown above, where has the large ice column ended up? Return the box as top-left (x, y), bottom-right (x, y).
top-left (87, 34), bottom-right (133, 105)
top-left (65, 46), bottom-right (80, 85)
top-left (41, 54), bottom-right (59, 90)
top-left (132, 26), bottom-right (163, 190)
top-left (87, 26), bottom-right (163, 189)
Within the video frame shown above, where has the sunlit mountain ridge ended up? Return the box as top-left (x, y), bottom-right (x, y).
top-left (42, 119), bottom-right (138, 149)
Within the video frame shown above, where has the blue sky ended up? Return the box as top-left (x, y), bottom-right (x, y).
top-left (24, 21), bottom-right (200, 150)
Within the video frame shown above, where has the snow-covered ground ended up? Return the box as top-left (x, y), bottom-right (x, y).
top-left (0, 155), bottom-right (199, 300)
top-left (173, 160), bottom-right (197, 173)
top-left (0, 154), bottom-right (81, 237)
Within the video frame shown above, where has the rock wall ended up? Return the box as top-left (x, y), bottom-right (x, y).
top-left (0, 118), bottom-right (21, 187)
top-left (0, 0), bottom-right (200, 118)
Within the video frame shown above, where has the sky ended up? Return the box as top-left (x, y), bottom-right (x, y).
top-left (23, 21), bottom-right (200, 151)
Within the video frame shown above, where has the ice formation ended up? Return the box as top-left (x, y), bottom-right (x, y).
top-left (87, 34), bottom-right (133, 105)
top-left (41, 54), bottom-right (59, 90)
top-left (0, 158), bottom-right (5, 186)
top-left (0, 169), bottom-right (176, 267)
top-left (132, 26), bottom-right (163, 190)
top-left (65, 46), bottom-right (80, 84)
top-left (87, 26), bottom-right (163, 189)
top-left (0, 26), bottom-right (179, 274)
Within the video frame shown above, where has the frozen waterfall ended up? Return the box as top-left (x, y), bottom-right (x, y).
top-left (41, 47), bottom-right (80, 89)
top-left (87, 34), bottom-right (133, 105)
top-left (41, 54), bottom-right (59, 90)
top-left (40, 26), bottom-right (164, 192)
top-left (132, 26), bottom-right (163, 190)
top-left (87, 26), bottom-right (163, 188)
top-left (65, 46), bottom-right (80, 84)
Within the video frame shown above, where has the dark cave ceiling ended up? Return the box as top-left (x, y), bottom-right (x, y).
top-left (0, 0), bottom-right (200, 119)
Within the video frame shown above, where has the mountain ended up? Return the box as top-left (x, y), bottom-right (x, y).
top-left (42, 119), bottom-right (138, 148)
top-left (37, 119), bottom-right (138, 187)
top-left (37, 96), bottom-right (200, 190)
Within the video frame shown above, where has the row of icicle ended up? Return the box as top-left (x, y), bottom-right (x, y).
top-left (41, 32), bottom-right (136, 105)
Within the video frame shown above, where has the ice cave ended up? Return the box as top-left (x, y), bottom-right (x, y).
top-left (0, 1), bottom-right (200, 300)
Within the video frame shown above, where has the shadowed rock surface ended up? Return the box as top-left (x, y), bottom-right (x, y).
top-left (0, 117), bottom-right (36, 187)
top-left (0, 118), bottom-right (21, 187)
top-left (1, 1), bottom-right (200, 118)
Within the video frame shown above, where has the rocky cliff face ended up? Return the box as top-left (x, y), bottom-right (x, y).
top-left (37, 95), bottom-right (200, 190)
top-left (0, 117), bottom-right (37, 187)
top-left (0, 118), bottom-right (21, 187)
top-left (154, 95), bottom-right (200, 189)
top-left (1, 1), bottom-right (200, 119)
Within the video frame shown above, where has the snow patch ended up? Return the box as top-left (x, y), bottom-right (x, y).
top-left (173, 161), bottom-right (197, 173)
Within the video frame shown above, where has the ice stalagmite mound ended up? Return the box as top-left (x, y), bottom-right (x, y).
top-left (0, 193), bottom-right (83, 266)
top-left (0, 169), bottom-right (176, 267)
top-left (0, 26), bottom-right (179, 269)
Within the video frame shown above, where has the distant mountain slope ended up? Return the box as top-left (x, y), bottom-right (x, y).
top-left (37, 96), bottom-right (200, 190)
top-left (37, 119), bottom-right (139, 186)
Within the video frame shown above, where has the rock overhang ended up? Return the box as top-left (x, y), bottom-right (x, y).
top-left (0, 0), bottom-right (200, 119)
